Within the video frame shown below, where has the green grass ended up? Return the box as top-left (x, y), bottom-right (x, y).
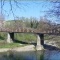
top-left (14, 33), bottom-right (37, 43)
top-left (0, 33), bottom-right (37, 42)
top-left (1, 32), bottom-right (60, 48)
top-left (0, 33), bottom-right (36, 48)
top-left (0, 43), bottom-right (25, 48)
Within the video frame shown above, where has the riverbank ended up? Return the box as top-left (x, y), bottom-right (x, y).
top-left (44, 40), bottom-right (60, 48)
top-left (0, 39), bottom-right (60, 52)
top-left (0, 45), bottom-right (36, 52)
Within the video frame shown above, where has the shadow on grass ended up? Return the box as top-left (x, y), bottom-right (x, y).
top-left (13, 39), bottom-right (36, 46)
top-left (43, 44), bottom-right (60, 51)
top-left (12, 39), bottom-right (60, 51)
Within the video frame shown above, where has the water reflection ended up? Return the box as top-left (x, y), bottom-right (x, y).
top-left (36, 51), bottom-right (44, 60)
top-left (0, 50), bottom-right (60, 60)
top-left (44, 50), bottom-right (60, 60)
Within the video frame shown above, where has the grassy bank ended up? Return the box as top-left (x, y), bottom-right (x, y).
top-left (0, 42), bottom-right (25, 48)
top-left (0, 32), bottom-right (60, 48)
top-left (0, 33), bottom-right (37, 43)
top-left (0, 33), bottom-right (36, 48)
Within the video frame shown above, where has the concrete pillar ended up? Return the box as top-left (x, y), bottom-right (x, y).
top-left (40, 34), bottom-right (44, 45)
top-left (36, 34), bottom-right (44, 50)
top-left (7, 33), bottom-right (14, 43)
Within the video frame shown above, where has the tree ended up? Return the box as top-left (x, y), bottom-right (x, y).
top-left (0, 0), bottom-right (29, 19)
top-left (47, 2), bottom-right (60, 23)
top-left (0, 13), bottom-right (5, 29)
top-left (37, 17), bottom-right (54, 32)
top-left (29, 17), bottom-right (39, 28)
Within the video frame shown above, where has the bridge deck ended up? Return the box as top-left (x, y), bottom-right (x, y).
top-left (0, 27), bottom-right (60, 35)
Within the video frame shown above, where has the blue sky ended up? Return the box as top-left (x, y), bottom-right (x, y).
top-left (0, 1), bottom-right (54, 21)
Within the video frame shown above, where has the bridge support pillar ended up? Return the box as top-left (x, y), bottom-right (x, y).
top-left (7, 33), bottom-right (14, 43)
top-left (36, 34), bottom-right (44, 50)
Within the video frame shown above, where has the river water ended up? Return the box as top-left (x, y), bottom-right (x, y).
top-left (0, 50), bottom-right (60, 60)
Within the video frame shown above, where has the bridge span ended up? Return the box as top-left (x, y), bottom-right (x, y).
top-left (0, 27), bottom-right (60, 50)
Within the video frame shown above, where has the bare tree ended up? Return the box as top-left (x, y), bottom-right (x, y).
top-left (37, 17), bottom-right (49, 32)
top-left (0, 0), bottom-right (29, 19)
top-left (0, 13), bottom-right (5, 30)
top-left (46, 2), bottom-right (60, 23)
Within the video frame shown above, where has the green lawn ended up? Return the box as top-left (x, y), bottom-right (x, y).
top-left (0, 43), bottom-right (25, 48)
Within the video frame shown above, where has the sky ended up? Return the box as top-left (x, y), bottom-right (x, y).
top-left (0, 1), bottom-right (56, 22)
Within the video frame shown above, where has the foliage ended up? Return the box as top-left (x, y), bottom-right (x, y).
top-left (4, 16), bottom-right (55, 30)
top-left (0, 32), bottom-right (7, 40)
top-left (14, 33), bottom-right (37, 43)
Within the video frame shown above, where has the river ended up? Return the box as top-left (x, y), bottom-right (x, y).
top-left (0, 50), bottom-right (60, 60)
